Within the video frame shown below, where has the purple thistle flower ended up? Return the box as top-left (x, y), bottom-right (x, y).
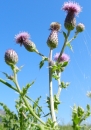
top-left (62, 1), bottom-right (82, 30)
top-left (15, 32), bottom-right (30, 46)
top-left (62, 1), bottom-right (82, 15)
top-left (54, 53), bottom-right (70, 62)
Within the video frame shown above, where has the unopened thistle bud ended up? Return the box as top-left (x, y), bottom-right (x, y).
top-left (5, 49), bottom-right (18, 66)
top-left (23, 40), bottom-right (37, 52)
top-left (76, 23), bottom-right (85, 33)
top-left (47, 22), bottom-right (61, 49)
top-left (62, 1), bottom-right (82, 31)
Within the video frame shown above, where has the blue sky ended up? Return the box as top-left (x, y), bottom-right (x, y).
top-left (0, 0), bottom-right (91, 124)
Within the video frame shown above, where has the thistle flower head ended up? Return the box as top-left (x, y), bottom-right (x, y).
top-left (76, 23), bottom-right (85, 33)
top-left (50, 22), bottom-right (61, 31)
top-left (5, 49), bottom-right (18, 66)
top-left (54, 53), bottom-right (70, 62)
top-left (15, 32), bottom-right (30, 46)
top-left (62, 1), bottom-right (82, 15)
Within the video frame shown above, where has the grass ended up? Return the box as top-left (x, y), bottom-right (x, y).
top-left (59, 125), bottom-right (91, 130)
top-left (0, 123), bottom-right (6, 130)
top-left (0, 122), bottom-right (91, 130)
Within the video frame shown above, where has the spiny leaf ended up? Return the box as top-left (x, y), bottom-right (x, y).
top-left (22, 81), bottom-right (35, 96)
top-left (51, 62), bottom-right (68, 73)
top-left (87, 104), bottom-right (90, 111)
top-left (39, 60), bottom-right (44, 69)
top-left (54, 95), bottom-right (60, 112)
top-left (66, 42), bottom-right (73, 52)
top-left (39, 57), bottom-right (48, 69)
top-left (63, 31), bottom-right (67, 39)
top-left (51, 63), bottom-right (62, 73)
top-left (43, 113), bottom-right (50, 117)
top-left (52, 73), bottom-right (59, 80)
top-left (61, 61), bottom-right (68, 67)
top-left (33, 96), bottom-right (41, 109)
top-left (1, 71), bottom-right (14, 80)
top-left (19, 65), bottom-right (24, 70)
top-left (42, 57), bottom-right (48, 61)
top-left (60, 81), bottom-right (70, 89)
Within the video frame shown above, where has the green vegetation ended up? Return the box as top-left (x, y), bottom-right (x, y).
top-left (0, 123), bottom-right (6, 130)
top-left (0, 1), bottom-right (90, 130)
top-left (0, 122), bottom-right (91, 130)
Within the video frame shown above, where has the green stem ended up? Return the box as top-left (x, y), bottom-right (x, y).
top-left (56, 73), bottom-right (62, 98)
top-left (58, 30), bottom-right (70, 62)
top-left (22, 96), bottom-right (45, 125)
top-left (0, 78), bottom-right (45, 116)
top-left (19, 98), bottom-right (23, 130)
top-left (67, 32), bottom-right (78, 44)
top-left (35, 50), bottom-right (48, 58)
top-left (12, 68), bottom-right (45, 126)
top-left (49, 49), bottom-right (56, 123)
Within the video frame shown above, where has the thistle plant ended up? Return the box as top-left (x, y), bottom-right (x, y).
top-left (0, 1), bottom-right (90, 130)
top-left (71, 104), bottom-right (91, 130)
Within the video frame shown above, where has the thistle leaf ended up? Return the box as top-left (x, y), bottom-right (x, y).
top-left (66, 42), bottom-right (73, 52)
top-left (39, 57), bottom-right (48, 69)
top-left (63, 31), bottom-right (67, 39)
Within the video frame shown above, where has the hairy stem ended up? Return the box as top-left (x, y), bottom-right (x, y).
top-left (49, 49), bottom-right (56, 123)
top-left (56, 73), bottom-right (62, 98)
